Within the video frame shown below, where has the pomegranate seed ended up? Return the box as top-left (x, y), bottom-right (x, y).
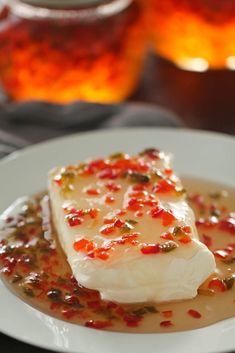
top-left (137, 161), bottom-right (149, 173)
top-left (162, 310), bottom-right (173, 318)
top-left (160, 320), bottom-right (173, 328)
top-left (125, 320), bottom-right (140, 327)
top-left (97, 252), bottom-right (109, 260)
top-left (98, 168), bottom-right (118, 180)
top-left (73, 238), bottom-right (89, 251)
top-left (100, 225), bottom-right (115, 235)
top-left (87, 251), bottom-right (95, 258)
top-left (89, 208), bottom-right (99, 219)
top-left (105, 195), bottom-right (115, 204)
top-left (127, 198), bottom-right (144, 211)
top-left (114, 219), bottom-right (125, 228)
top-left (144, 199), bottom-right (158, 207)
top-left (75, 209), bottom-right (84, 217)
top-left (160, 232), bottom-right (174, 241)
top-left (104, 218), bottom-right (116, 224)
top-left (195, 219), bottom-right (204, 227)
top-left (86, 241), bottom-right (95, 252)
top-left (116, 239), bottom-right (126, 245)
top-left (225, 245), bottom-right (234, 253)
top-left (124, 315), bottom-right (142, 327)
top-left (87, 159), bottom-right (108, 174)
top-left (129, 191), bottom-right (146, 198)
top-left (95, 249), bottom-right (109, 261)
top-left (179, 235), bottom-right (192, 244)
top-left (219, 217), bottom-right (235, 235)
top-left (105, 182), bottom-right (121, 192)
top-left (213, 249), bottom-right (230, 259)
top-left (162, 210), bottom-right (175, 226)
top-left (141, 244), bottom-right (161, 254)
top-left (122, 233), bottom-right (139, 243)
top-left (208, 278), bottom-right (226, 292)
top-left (164, 168), bottom-right (173, 176)
top-left (143, 149), bottom-right (160, 160)
top-left (63, 206), bottom-right (76, 213)
top-left (182, 226), bottom-right (191, 233)
top-left (85, 320), bottom-right (112, 330)
top-left (124, 233), bottom-right (139, 240)
top-left (151, 207), bottom-right (164, 219)
top-left (153, 179), bottom-right (176, 194)
top-left (66, 215), bottom-right (82, 227)
top-left (86, 188), bottom-right (101, 196)
top-left (112, 158), bottom-right (131, 169)
top-left (188, 309), bottom-right (202, 319)
top-left (133, 184), bottom-right (145, 191)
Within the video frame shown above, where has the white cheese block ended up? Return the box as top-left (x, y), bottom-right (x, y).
top-left (48, 150), bottom-right (216, 303)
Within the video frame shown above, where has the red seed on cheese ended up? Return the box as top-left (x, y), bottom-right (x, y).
top-left (73, 238), bottom-right (89, 251)
top-left (141, 244), bottom-right (161, 254)
top-left (179, 235), bottom-right (192, 244)
top-left (66, 215), bottom-right (83, 227)
top-left (100, 225), bottom-right (115, 235)
top-left (86, 188), bottom-right (101, 196)
top-left (105, 195), bottom-right (115, 204)
top-left (105, 182), bottom-right (121, 192)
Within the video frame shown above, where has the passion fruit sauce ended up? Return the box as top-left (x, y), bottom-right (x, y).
top-left (0, 177), bottom-right (235, 333)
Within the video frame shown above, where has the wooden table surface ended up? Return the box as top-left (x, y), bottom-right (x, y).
top-left (131, 54), bottom-right (235, 135)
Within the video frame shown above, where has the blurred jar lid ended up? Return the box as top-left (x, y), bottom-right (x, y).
top-left (6, 0), bottom-right (132, 19)
top-left (21, 0), bottom-right (111, 7)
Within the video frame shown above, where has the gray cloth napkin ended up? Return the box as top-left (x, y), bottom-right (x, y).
top-left (0, 101), bottom-right (182, 158)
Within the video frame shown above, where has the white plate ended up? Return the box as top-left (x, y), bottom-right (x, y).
top-left (0, 127), bottom-right (235, 353)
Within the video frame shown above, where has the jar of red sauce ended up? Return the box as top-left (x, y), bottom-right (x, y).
top-left (147, 0), bottom-right (235, 71)
top-left (0, 0), bottom-right (146, 103)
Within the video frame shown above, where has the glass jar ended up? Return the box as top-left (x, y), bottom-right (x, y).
top-left (148, 0), bottom-right (235, 71)
top-left (0, 0), bottom-right (146, 103)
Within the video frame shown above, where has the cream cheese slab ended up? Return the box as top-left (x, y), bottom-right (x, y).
top-left (48, 149), bottom-right (216, 303)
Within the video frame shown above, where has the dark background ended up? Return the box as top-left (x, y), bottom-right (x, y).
top-left (132, 54), bottom-right (235, 135)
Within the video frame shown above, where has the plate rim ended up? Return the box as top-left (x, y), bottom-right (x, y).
top-left (1, 126), bottom-right (235, 167)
